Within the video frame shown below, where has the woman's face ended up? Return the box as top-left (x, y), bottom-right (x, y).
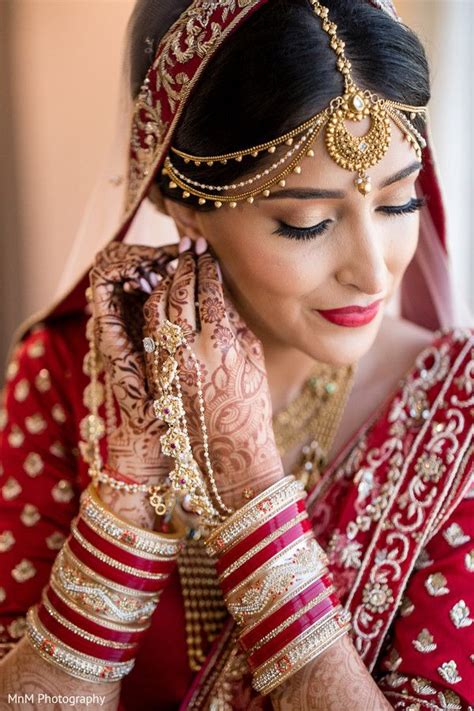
top-left (187, 118), bottom-right (423, 366)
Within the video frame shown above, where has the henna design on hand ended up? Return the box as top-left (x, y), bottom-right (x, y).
top-left (89, 243), bottom-right (178, 488)
top-left (143, 248), bottom-right (284, 512)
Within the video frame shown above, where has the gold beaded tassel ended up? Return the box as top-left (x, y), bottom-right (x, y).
top-left (79, 288), bottom-right (106, 477)
top-left (177, 535), bottom-right (228, 672)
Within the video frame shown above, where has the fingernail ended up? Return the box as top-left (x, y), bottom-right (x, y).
top-left (139, 277), bottom-right (152, 294)
top-left (149, 272), bottom-right (159, 287)
top-left (195, 237), bottom-right (208, 255)
top-left (178, 236), bottom-right (192, 253)
top-left (123, 282), bottom-right (131, 293)
top-left (215, 262), bottom-right (223, 283)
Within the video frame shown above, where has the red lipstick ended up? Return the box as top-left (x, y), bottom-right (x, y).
top-left (315, 299), bottom-right (383, 328)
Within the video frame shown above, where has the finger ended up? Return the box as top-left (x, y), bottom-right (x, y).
top-left (196, 251), bottom-right (233, 349)
top-left (143, 274), bottom-right (171, 335)
top-left (94, 242), bottom-right (179, 292)
top-left (142, 275), bottom-right (172, 394)
top-left (167, 252), bottom-right (197, 336)
top-left (89, 265), bottom-right (149, 419)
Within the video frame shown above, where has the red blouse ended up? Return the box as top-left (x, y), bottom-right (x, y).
top-left (0, 311), bottom-right (473, 709)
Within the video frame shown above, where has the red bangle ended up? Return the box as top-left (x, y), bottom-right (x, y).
top-left (75, 517), bottom-right (176, 575)
top-left (37, 602), bottom-right (138, 663)
top-left (239, 574), bottom-right (333, 652)
top-left (67, 537), bottom-right (167, 593)
top-left (216, 499), bottom-right (307, 576)
top-left (220, 518), bottom-right (312, 596)
top-left (45, 586), bottom-right (146, 645)
top-left (247, 594), bottom-right (339, 670)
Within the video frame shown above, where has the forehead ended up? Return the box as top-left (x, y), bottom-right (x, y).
top-left (279, 116), bottom-right (420, 195)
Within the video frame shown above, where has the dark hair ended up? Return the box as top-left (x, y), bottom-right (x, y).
top-left (129, 0), bottom-right (430, 211)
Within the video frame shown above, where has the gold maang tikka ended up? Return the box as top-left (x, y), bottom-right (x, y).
top-left (162, 0), bottom-right (427, 203)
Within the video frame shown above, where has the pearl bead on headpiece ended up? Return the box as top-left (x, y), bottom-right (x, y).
top-left (162, 0), bottom-right (427, 206)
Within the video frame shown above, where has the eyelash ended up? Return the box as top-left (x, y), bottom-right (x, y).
top-left (274, 196), bottom-right (427, 241)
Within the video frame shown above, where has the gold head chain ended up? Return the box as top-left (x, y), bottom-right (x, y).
top-left (162, 0), bottom-right (427, 204)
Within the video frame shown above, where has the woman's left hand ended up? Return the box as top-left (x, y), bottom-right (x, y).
top-left (142, 244), bottom-right (285, 513)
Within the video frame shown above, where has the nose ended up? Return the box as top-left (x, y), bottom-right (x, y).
top-left (335, 217), bottom-right (388, 297)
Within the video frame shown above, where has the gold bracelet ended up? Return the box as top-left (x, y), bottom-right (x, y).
top-left (248, 585), bottom-right (336, 655)
top-left (49, 575), bottom-right (153, 633)
top-left (226, 535), bottom-right (326, 625)
top-left (82, 482), bottom-right (185, 556)
top-left (252, 608), bottom-right (351, 695)
top-left (40, 589), bottom-right (136, 650)
top-left (205, 475), bottom-right (305, 557)
top-left (70, 521), bottom-right (169, 581)
top-left (217, 510), bottom-right (310, 583)
top-left (25, 605), bottom-right (135, 683)
top-left (239, 574), bottom-right (331, 640)
top-left (53, 541), bottom-right (159, 604)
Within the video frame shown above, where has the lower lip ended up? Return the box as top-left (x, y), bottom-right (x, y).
top-left (314, 301), bottom-right (382, 328)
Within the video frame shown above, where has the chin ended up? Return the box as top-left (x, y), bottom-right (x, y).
top-left (296, 315), bottom-right (383, 367)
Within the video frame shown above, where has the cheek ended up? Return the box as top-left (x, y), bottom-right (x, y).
top-left (386, 217), bottom-right (420, 279)
top-left (212, 225), bottom-right (323, 301)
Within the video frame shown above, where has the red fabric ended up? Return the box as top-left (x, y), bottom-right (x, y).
top-left (1, 316), bottom-right (473, 710)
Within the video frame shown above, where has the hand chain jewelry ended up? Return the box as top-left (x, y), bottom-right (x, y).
top-left (143, 320), bottom-right (232, 527)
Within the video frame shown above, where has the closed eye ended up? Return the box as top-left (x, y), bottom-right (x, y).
top-left (376, 196), bottom-right (426, 216)
top-left (273, 219), bottom-right (333, 241)
top-left (273, 196), bottom-right (427, 241)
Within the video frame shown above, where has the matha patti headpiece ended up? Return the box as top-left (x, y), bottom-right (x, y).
top-left (161, 0), bottom-right (428, 205)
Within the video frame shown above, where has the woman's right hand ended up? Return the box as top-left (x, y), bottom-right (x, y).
top-left (142, 244), bottom-right (285, 516)
top-left (89, 241), bottom-right (179, 528)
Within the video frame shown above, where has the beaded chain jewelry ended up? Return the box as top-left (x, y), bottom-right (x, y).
top-left (162, 0), bottom-right (427, 205)
top-left (143, 320), bottom-right (233, 526)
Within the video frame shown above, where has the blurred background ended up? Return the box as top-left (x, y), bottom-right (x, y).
top-left (0, 0), bottom-right (472, 380)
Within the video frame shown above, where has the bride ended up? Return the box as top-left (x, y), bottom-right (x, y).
top-left (0, 1), bottom-right (472, 709)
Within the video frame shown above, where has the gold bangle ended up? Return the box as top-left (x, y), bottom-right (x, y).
top-left (25, 605), bottom-right (135, 683)
top-left (41, 589), bottom-right (136, 650)
top-left (56, 544), bottom-right (159, 600)
top-left (79, 507), bottom-right (180, 563)
top-left (217, 510), bottom-right (310, 583)
top-left (70, 521), bottom-right (169, 581)
top-left (248, 585), bottom-right (336, 655)
top-left (49, 575), bottom-right (152, 633)
top-left (205, 476), bottom-right (305, 557)
top-left (82, 482), bottom-right (185, 555)
top-left (252, 608), bottom-right (351, 695)
top-left (227, 536), bottom-right (327, 626)
top-left (240, 573), bottom-right (330, 639)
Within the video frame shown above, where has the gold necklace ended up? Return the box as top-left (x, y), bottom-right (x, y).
top-left (273, 362), bottom-right (356, 490)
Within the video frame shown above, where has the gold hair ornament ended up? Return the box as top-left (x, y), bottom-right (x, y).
top-left (163, 0), bottom-right (427, 203)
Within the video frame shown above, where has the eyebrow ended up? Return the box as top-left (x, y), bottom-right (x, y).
top-left (261, 160), bottom-right (422, 201)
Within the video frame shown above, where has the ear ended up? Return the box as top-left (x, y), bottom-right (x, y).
top-left (164, 199), bottom-right (203, 240)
